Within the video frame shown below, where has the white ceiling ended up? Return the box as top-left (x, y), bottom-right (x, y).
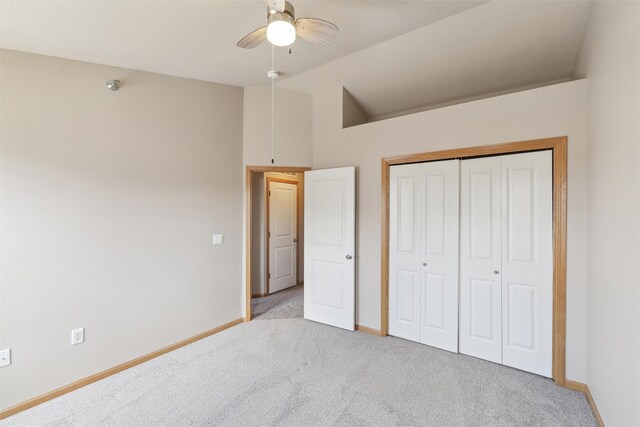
top-left (0, 0), bottom-right (486, 87)
top-left (279, 0), bottom-right (592, 118)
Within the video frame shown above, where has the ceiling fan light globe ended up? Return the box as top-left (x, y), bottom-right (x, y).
top-left (266, 20), bottom-right (296, 46)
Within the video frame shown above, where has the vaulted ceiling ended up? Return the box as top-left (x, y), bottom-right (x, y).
top-left (1, 1), bottom-right (592, 118)
top-left (0, 0), bottom-right (485, 87)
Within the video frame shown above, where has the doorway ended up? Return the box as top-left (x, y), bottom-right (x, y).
top-left (245, 166), bottom-right (310, 321)
top-left (266, 177), bottom-right (299, 294)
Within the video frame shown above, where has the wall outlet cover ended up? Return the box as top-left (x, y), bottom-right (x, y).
top-left (212, 234), bottom-right (224, 245)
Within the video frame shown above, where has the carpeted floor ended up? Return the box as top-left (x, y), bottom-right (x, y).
top-left (2, 286), bottom-right (595, 426)
top-left (252, 285), bottom-right (304, 320)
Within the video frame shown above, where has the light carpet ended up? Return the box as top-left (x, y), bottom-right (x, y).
top-left (2, 286), bottom-right (595, 426)
top-left (252, 285), bottom-right (304, 321)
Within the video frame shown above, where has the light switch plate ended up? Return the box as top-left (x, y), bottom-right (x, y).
top-left (212, 234), bottom-right (224, 245)
top-left (0, 348), bottom-right (11, 368)
top-left (71, 328), bottom-right (84, 345)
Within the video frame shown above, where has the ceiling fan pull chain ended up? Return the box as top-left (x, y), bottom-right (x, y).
top-left (271, 44), bottom-right (275, 165)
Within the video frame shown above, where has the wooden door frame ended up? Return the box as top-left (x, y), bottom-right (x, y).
top-left (380, 136), bottom-right (568, 386)
top-left (246, 166), bottom-right (311, 322)
top-left (265, 176), bottom-right (301, 295)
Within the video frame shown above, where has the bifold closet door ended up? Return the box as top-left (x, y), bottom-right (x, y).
top-left (459, 156), bottom-right (503, 364)
top-left (501, 151), bottom-right (552, 377)
top-left (389, 160), bottom-right (459, 352)
top-left (460, 151), bottom-right (553, 377)
top-left (389, 163), bottom-right (422, 342)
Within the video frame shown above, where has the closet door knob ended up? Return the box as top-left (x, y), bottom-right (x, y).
top-left (494, 270), bottom-right (500, 275)
top-left (422, 262), bottom-right (428, 266)
top-left (346, 255), bottom-right (352, 260)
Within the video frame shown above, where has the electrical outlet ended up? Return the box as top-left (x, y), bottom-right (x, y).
top-left (0, 348), bottom-right (11, 368)
top-left (71, 328), bottom-right (84, 345)
top-left (212, 234), bottom-right (224, 245)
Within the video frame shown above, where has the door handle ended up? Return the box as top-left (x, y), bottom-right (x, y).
top-left (346, 255), bottom-right (353, 260)
top-left (422, 262), bottom-right (427, 266)
top-left (494, 270), bottom-right (500, 275)
top-left (293, 238), bottom-right (298, 243)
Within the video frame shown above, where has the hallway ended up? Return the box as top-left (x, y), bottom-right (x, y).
top-left (251, 285), bottom-right (303, 321)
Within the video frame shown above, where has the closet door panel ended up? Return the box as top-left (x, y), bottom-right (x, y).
top-left (389, 164), bottom-right (422, 342)
top-left (419, 160), bottom-right (459, 352)
top-left (501, 151), bottom-right (553, 377)
top-left (459, 157), bottom-right (502, 363)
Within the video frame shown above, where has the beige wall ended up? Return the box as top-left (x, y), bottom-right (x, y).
top-left (242, 85), bottom-right (312, 168)
top-left (312, 80), bottom-right (589, 383)
top-left (0, 50), bottom-right (244, 410)
top-left (573, 1), bottom-right (640, 425)
top-left (251, 172), bottom-right (303, 296)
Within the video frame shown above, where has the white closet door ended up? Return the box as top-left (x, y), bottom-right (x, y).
top-left (459, 156), bottom-right (503, 363)
top-left (501, 151), bottom-right (553, 377)
top-left (389, 160), bottom-right (459, 352)
top-left (389, 163), bottom-right (422, 342)
top-left (419, 160), bottom-right (459, 352)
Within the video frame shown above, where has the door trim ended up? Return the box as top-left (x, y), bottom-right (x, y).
top-left (246, 166), bottom-right (311, 322)
top-left (266, 176), bottom-right (301, 295)
top-left (380, 136), bottom-right (568, 385)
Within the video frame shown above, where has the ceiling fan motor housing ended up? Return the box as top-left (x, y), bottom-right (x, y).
top-left (268, 1), bottom-right (295, 19)
top-left (267, 4), bottom-right (295, 28)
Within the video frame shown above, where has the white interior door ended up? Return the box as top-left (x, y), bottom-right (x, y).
top-left (268, 180), bottom-right (297, 294)
top-left (459, 156), bottom-right (503, 363)
top-left (389, 160), bottom-right (459, 352)
top-left (304, 167), bottom-right (355, 331)
top-left (501, 151), bottom-right (552, 377)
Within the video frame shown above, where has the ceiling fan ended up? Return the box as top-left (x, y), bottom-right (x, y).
top-left (237, 0), bottom-right (338, 49)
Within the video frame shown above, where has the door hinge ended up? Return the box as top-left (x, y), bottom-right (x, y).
top-left (269, 190), bottom-right (271, 196)
top-left (268, 231), bottom-right (271, 238)
top-left (268, 273), bottom-right (271, 279)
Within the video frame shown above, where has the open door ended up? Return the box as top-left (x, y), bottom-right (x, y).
top-left (304, 166), bottom-right (355, 331)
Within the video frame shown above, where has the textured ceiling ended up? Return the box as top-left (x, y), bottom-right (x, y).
top-left (0, 0), bottom-right (486, 87)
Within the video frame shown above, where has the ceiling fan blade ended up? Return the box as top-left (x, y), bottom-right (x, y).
top-left (264, 0), bottom-right (285, 12)
top-left (295, 18), bottom-right (339, 46)
top-left (237, 27), bottom-right (267, 49)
